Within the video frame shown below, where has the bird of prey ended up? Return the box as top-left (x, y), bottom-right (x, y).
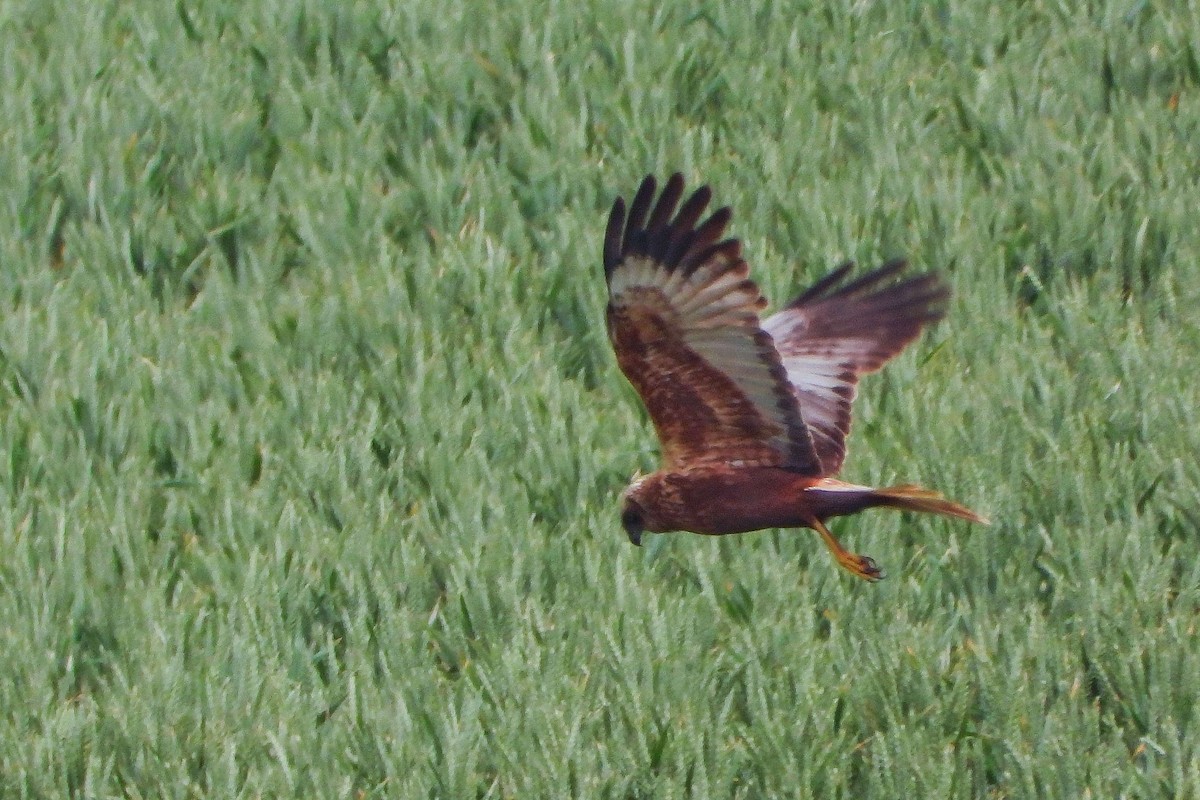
top-left (603, 173), bottom-right (985, 580)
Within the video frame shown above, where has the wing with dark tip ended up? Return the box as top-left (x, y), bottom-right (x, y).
top-left (763, 261), bottom-right (949, 475)
top-left (604, 174), bottom-right (821, 474)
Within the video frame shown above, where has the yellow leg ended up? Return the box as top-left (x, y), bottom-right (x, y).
top-left (810, 518), bottom-right (884, 582)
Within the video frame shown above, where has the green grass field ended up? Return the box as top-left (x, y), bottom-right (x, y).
top-left (2, 0), bottom-right (1199, 796)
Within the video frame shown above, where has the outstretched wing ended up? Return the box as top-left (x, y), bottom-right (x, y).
top-left (763, 261), bottom-right (949, 476)
top-left (603, 174), bottom-right (821, 474)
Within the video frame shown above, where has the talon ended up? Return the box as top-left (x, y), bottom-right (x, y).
top-left (812, 517), bottom-right (886, 582)
top-left (836, 550), bottom-right (884, 582)
top-left (855, 554), bottom-right (885, 582)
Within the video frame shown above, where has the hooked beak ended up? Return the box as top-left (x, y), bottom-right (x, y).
top-left (620, 494), bottom-right (645, 547)
top-left (623, 519), bottom-right (643, 547)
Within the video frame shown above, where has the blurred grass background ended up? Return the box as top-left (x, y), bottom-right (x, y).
top-left (1, 0), bottom-right (1198, 796)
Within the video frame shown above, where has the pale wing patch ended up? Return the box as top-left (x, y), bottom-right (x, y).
top-left (773, 351), bottom-right (857, 468)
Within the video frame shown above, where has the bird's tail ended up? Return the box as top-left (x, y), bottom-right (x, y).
top-left (870, 484), bottom-right (988, 524)
top-left (801, 480), bottom-right (986, 581)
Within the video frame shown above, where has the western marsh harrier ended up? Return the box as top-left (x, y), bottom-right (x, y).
top-left (604, 173), bottom-right (985, 580)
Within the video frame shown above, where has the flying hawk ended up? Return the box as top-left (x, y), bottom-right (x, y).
top-left (603, 173), bottom-right (985, 580)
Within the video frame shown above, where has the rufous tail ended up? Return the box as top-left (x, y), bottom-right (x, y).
top-left (872, 484), bottom-right (989, 524)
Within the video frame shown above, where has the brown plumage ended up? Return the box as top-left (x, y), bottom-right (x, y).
top-left (603, 173), bottom-right (986, 580)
